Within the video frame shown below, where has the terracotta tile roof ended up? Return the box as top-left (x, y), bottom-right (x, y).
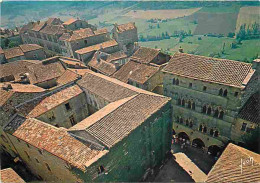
top-left (40, 24), bottom-right (65, 35)
top-left (56, 69), bottom-right (80, 85)
top-left (12, 118), bottom-right (108, 171)
top-left (4, 47), bottom-right (24, 59)
top-left (238, 92), bottom-right (260, 124)
top-left (113, 60), bottom-right (159, 84)
top-left (19, 44), bottom-right (43, 53)
top-left (19, 22), bottom-right (34, 34)
top-left (23, 85), bottom-right (83, 118)
top-left (27, 61), bottom-right (66, 84)
top-left (75, 40), bottom-right (118, 55)
top-left (63, 18), bottom-right (77, 25)
top-left (59, 32), bottom-right (72, 41)
top-left (0, 88), bottom-right (14, 107)
top-left (68, 28), bottom-right (94, 41)
top-left (163, 53), bottom-right (254, 88)
top-left (131, 47), bottom-right (160, 64)
top-left (77, 69), bottom-right (162, 103)
top-left (68, 69), bottom-right (89, 76)
top-left (116, 22), bottom-right (136, 33)
top-left (59, 57), bottom-right (86, 68)
top-left (1, 168), bottom-right (25, 183)
top-left (206, 143), bottom-right (260, 183)
top-left (0, 83), bottom-right (45, 93)
top-left (93, 28), bottom-right (108, 35)
top-left (31, 21), bottom-right (46, 32)
top-left (46, 17), bottom-right (63, 25)
top-left (0, 60), bottom-right (36, 81)
top-left (106, 51), bottom-right (127, 63)
top-left (81, 93), bottom-right (169, 148)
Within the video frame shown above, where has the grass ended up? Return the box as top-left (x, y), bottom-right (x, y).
top-left (139, 36), bottom-right (260, 62)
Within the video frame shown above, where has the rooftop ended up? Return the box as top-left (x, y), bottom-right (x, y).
top-left (113, 60), bottom-right (159, 84)
top-left (115, 22), bottom-right (136, 33)
top-left (19, 44), bottom-right (43, 53)
top-left (40, 24), bottom-right (66, 35)
top-left (163, 52), bottom-right (254, 88)
top-left (206, 143), bottom-right (260, 183)
top-left (0, 168), bottom-right (25, 183)
top-left (12, 118), bottom-right (108, 171)
top-left (63, 18), bottom-right (78, 25)
top-left (31, 21), bottom-right (46, 32)
top-left (238, 92), bottom-right (260, 124)
top-left (56, 69), bottom-right (80, 85)
top-left (4, 47), bottom-right (24, 59)
top-left (131, 47), bottom-right (160, 64)
top-left (75, 40), bottom-right (118, 55)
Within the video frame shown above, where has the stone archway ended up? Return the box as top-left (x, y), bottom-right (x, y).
top-left (208, 145), bottom-right (220, 156)
top-left (178, 132), bottom-right (190, 141)
top-left (192, 138), bottom-right (205, 149)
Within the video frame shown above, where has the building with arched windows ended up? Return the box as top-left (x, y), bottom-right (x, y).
top-left (163, 53), bottom-right (260, 150)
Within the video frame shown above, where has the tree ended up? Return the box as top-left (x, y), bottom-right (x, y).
top-left (227, 32), bottom-right (235, 38)
top-left (242, 126), bottom-right (260, 154)
top-left (8, 41), bottom-right (19, 48)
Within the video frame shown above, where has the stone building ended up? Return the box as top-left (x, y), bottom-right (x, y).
top-left (113, 47), bottom-right (170, 94)
top-left (1, 69), bottom-right (172, 182)
top-left (75, 39), bottom-right (120, 64)
top-left (112, 22), bottom-right (138, 54)
top-left (59, 28), bottom-right (110, 58)
top-left (0, 44), bottom-right (46, 64)
top-left (162, 52), bottom-right (259, 154)
top-left (206, 143), bottom-right (260, 183)
top-left (0, 168), bottom-right (25, 183)
top-left (63, 18), bottom-right (96, 31)
top-left (88, 51), bottom-right (128, 76)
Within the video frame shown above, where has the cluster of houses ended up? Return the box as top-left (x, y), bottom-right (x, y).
top-left (0, 17), bottom-right (259, 182)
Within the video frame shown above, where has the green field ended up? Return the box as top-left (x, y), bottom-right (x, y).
top-left (139, 36), bottom-right (260, 62)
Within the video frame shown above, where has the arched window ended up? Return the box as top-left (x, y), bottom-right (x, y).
top-left (223, 89), bottom-right (228, 97)
top-left (186, 120), bottom-right (189, 126)
top-left (178, 98), bottom-right (181, 105)
top-left (202, 105), bottom-right (207, 113)
top-left (181, 99), bottom-right (185, 106)
top-left (214, 130), bottom-right (219, 137)
top-left (180, 118), bottom-right (183, 124)
top-left (210, 129), bottom-right (214, 136)
top-left (203, 126), bottom-right (207, 133)
top-left (199, 124), bottom-right (203, 132)
top-left (214, 108), bottom-right (219, 117)
top-left (189, 121), bottom-right (193, 128)
top-left (219, 111), bottom-right (224, 119)
top-left (188, 101), bottom-right (192, 108)
top-left (207, 106), bottom-right (212, 115)
top-left (172, 78), bottom-right (176, 85)
top-left (219, 88), bottom-right (223, 96)
top-left (192, 102), bottom-right (195, 110)
top-left (176, 79), bottom-right (179, 85)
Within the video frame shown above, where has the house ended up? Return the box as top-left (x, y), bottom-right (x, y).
top-left (162, 52), bottom-right (259, 155)
top-left (206, 143), bottom-right (260, 183)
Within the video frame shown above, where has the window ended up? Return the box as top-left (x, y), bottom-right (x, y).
top-left (241, 123), bottom-right (247, 131)
top-left (69, 115), bottom-right (76, 126)
top-left (181, 99), bottom-right (185, 106)
top-left (219, 111), bottom-right (224, 119)
top-left (178, 98), bottom-right (181, 105)
top-left (207, 106), bottom-right (212, 115)
top-left (214, 108), bottom-right (219, 117)
top-left (45, 163), bottom-right (51, 172)
top-left (210, 129), bottom-right (214, 136)
top-left (234, 92), bottom-right (238, 97)
top-left (47, 111), bottom-right (55, 121)
top-left (98, 165), bottom-right (105, 174)
top-left (1, 135), bottom-right (8, 143)
top-left (188, 101), bottom-right (191, 109)
top-left (219, 88), bottom-right (223, 96)
top-left (84, 40), bottom-right (88, 45)
top-left (176, 116), bottom-right (180, 123)
top-left (65, 103), bottom-right (71, 111)
top-left (202, 105), bottom-right (207, 113)
top-left (189, 121), bottom-right (193, 128)
top-left (35, 158), bottom-right (39, 163)
top-left (223, 89), bottom-right (228, 97)
top-left (176, 79), bottom-right (179, 85)
top-left (172, 78), bottom-right (175, 85)
top-left (192, 102), bottom-right (195, 110)
top-left (199, 125), bottom-right (203, 132)
top-left (203, 86), bottom-right (207, 91)
top-left (33, 54), bottom-right (38, 59)
top-left (203, 126), bottom-right (207, 133)
top-left (214, 130), bottom-right (219, 137)
top-left (25, 151), bottom-right (30, 160)
top-left (189, 83), bottom-right (192, 88)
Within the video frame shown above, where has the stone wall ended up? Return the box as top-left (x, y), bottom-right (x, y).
top-left (24, 49), bottom-right (46, 60)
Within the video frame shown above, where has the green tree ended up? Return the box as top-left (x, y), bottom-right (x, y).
top-left (8, 41), bottom-right (19, 48)
top-left (227, 32), bottom-right (235, 38)
top-left (242, 126), bottom-right (260, 153)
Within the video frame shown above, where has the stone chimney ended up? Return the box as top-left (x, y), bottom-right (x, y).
top-left (96, 51), bottom-right (101, 63)
top-left (114, 61), bottom-right (120, 70)
top-left (179, 46), bottom-right (184, 53)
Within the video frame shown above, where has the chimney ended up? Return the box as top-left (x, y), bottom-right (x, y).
top-left (179, 46), bottom-right (183, 53)
top-left (2, 83), bottom-right (12, 91)
top-left (96, 51), bottom-right (101, 63)
top-left (114, 62), bottom-right (120, 70)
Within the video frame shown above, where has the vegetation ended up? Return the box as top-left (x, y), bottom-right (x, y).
top-left (242, 127), bottom-right (260, 154)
